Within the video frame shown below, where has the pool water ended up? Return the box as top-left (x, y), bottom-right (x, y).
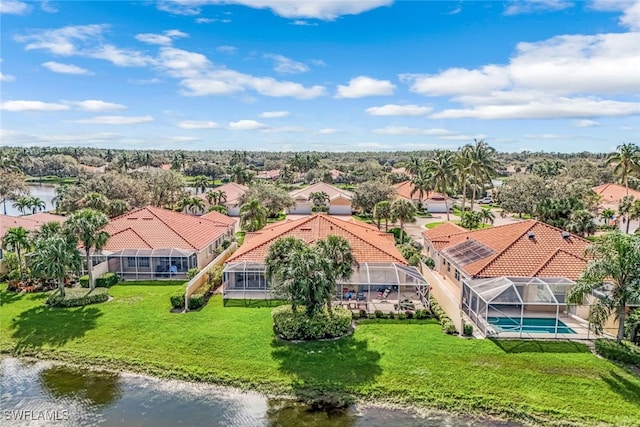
top-left (488, 317), bottom-right (576, 334)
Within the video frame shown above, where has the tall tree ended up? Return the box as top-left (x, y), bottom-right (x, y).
top-left (373, 200), bottom-right (392, 231)
top-left (309, 191), bottom-right (330, 212)
top-left (116, 153), bottom-right (130, 173)
top-left (66, 209), bottom-right (110, 290)
top-left (619, 196), bottom-right (635, 234)
top-left (2, 226), bottom-right (29, 281)
top-left (455, 148), bottom-right (472, 211)
top-left (0, 171), bottom-right (27, 215)
top-left (240, 198), bottom-right (268, 232)
top-left (426, 150), bottom-right (456, 221)
top-left (193, 175), bottom-right (210, 195)
top-left (607, 143), bottom-right (640, 195)
top-left (410, 170), bottom-right (433, 210)
top-left (12, 196), bottom-right (31, 215)
top-left (108, 199), bottom-right (131, 218)
top-left (30, 235), bottom-right (82, 298)
top-left (81, 192), bottom-right (109, 213)
top-left (390, 198), bottom-right (417, 242)
top-left (479, 207), bottom-right (495, 227)
top-left (466, 139), bottom-right (499, 211)
top-left (316, 235), bottom-right (357, 311)
top-left (27, 196), bottom-right (46, 214)
top-left (567, 233), bottom-right (640, 342)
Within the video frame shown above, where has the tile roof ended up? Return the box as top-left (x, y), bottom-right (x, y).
top-left (226, 214), bottom-right (406, 265)
top-left (289, 182), bottom-right (353, 201)
top-left (592, 183), bottom-right (640, 207)
top-left (102, 206), bottom-right (228, 251)
top-left (1, 214), bottom-right (66, 236)
top-left (256, 169), bottom-right (281, 179)
top-left (422, 222), bottom-right (466, 241)
top-left (392, 181), bottom-right (451, 202)
top-left (199, 182), bottom-right (248, 205)
top-left (200, 210), bottom-right (237, 227)
top-left (425, 220), bottom-right (590, 280)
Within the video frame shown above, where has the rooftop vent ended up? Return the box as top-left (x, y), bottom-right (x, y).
top-left (562, 231), bottom-right (571, 239)
top-left (527, 231), bottom-right (536, 239)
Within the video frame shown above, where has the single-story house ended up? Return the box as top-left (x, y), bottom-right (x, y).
top-left (94, 206), bottom-right (236, 280)
top-left (198, 182), bottom-right (248, 217)
top-left (256, 169), bottom-right (281, 181)
top-left (288, 182), bottom-right (353, 215)
top-left (223, 214), bottom-right (429, 309)
top-left (393, 181), bottom-right (454, 213)
top-left (592, 183), bottom-right (640, 233)
top-left (422, 220), bottom-right (596, 338)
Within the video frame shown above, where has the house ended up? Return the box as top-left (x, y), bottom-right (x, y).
top-left (95, 206), bottom-right (236, 280)
top-left (393, 181), bottom-right (454, 213)
top-left (223, 214), bottom-right (429, 308)
top-left (0, 213), bottom-right (66, 272)
top-left (422, 220), bottom-right (594, 338)
top-left (80, 164), bottom-right (106, 173)
top-left (198, 182), bottom-right (248, 217)
top-left (288, 182), bottom-right (353, 215)
top-left (592, 183), bottom-right (640, 233)
top-left (256, 169), bottom-right (281, 181)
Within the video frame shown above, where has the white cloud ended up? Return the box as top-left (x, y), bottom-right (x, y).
top-left (401, 66), bottom-right (510, 96)
top-left (318, 128), bottom-right (339, 134)
top-left (66, 100), bottom-right (127, 112)
top-left (0, 100), bottom-right (69, 112)
top-left (0, 0), bottom-right (31, 14)
top-left (158, 47), bottom-right (210, 77)
top-left (165, 136), bottom-right (200, 142)
top-left (157, 0), bottom-right (392, 21)
top-left (574, 119), bottom-right (600, 127)
top-left (128, 78), bottom-right (162, 85)
top-left (135, 29), bottom-right (188, 46)
top-left (336, 76), bottom-right (395, 98)
top-left (504, 0), bottom-right (574, 15)
top-left (177, 120), bottom-right (220, 129)
top-left (196, 17), bottom-right (231, 23)
top-left (91, 44), bottom-right (155, 67)
top-left (621, 126), bottom-right (635, 131)
top-left (366, 104), bottom-right (432, 116)
top-left (262, 126), bottom-right (305, 133)
top-left (75, 115), bottom-right (154, 125)
top-left (589, 0), bottom-right (640, 30)
top-left (42, 61), bottom-right (93, 75)
top-left (217, 45), bottom-right (237, 54)
top-left (40, 0), bottom-right (57, 13)
top-left (264, 53), bottom-right (309, 74)
top-left (0, 72), bottom-right (15, 82)
top-left (229, 120), bottom-right (268, 130)
top-left (292, 20), bottom-right (318, 26)
top-left (373, 127), bottom-right (463, 137)
top-left (524, 134), bottom-right (565, 139)
top-left (0, 129), bottom-right (123, 146)
top-left (259, 111), bottom-right (289, 118)
top-left (354, 142), bottom-right (392, 149)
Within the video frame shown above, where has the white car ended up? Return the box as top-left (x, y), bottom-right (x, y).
top-left (477, 197), bottom-right (493, 204)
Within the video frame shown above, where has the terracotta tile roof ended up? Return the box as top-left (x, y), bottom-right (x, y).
top-left (422, 222), bottom-right (466, 241)
top-left (427, 220), bottom-right (590, 280)
top-left (200, 210), bottom-right (237, 227)
top-left (102, 206), bottom-right (228, 251)
top-left (592, 183), bottom-right (640, 207)
top-left (289, 182), bottom-right (353, 201)
top-left (256, 169), bottom-right (281, 179)
top-left (160, 164), bottom-right (172, 170)
top-left (392, 181), bottom-right (451, 202)
top-left (1, 214), bottom-right (66, 236)
top-left (199, 182), bottom-right (248, 206)
top-left (226, 214), bottom-right (406, 265)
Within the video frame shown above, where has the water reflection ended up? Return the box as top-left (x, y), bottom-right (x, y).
top-left (39, 366), bottom-right (122, 407)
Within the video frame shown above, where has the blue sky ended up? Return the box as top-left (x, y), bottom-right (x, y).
top-left (0, 0), bottom-right (638, 153)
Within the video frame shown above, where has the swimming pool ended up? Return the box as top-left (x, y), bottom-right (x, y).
top-left (488, 317), bottom-right (576, 334)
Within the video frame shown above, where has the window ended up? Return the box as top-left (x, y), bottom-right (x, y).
top-left (127, 257), bottom-right (136, 268)
top-left (447, 261), bottom-right (451, 272)
top-left (138, 258), bottom-right (150, 268)
top-left (455, 269), bottom-right (460, 281)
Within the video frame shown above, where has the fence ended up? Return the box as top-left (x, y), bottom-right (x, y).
top-left (420, 261), bottom-right (463, 332)
top-left (184, 242), bottom-right (237, 311)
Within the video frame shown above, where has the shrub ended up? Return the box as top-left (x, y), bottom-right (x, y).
top-left (430, 295), bottom-right (457, 334)
top-left (422, 257), bottom-right (436, 269)
top-left (463, 323), bottom-right (474, 337)
top-left (387, 311), bottom-right (395, 319)
top-left (405, 310), bottom-right (414, 319)
top-left (595, 339), bottom-right (640, 367)
top-left (170, 292), bottom-right (185, 310)
top-left (207, 265), bottom-right (224, 288)
top-left (187, 267), bottom-right (201, 280)
top-left (443, 321), bottom-right (457, 334)
top-left (359, 309), bottom-right (367, 319)
top-left (46, 288), bottom-right (109, 307)
top-left (407, 254), bottom-right (421, 267)
top-left (414, 309), bottom-right (431, 319)
top-left (272, 305), bottom-right (352, 340)
top-left (374, 310), bottom-right (385, 318)
top-left (79, 275), bottom-right (89, 288)
top-left (95, 272), bottom-right (119, 288)
top-left (397, 312), bottom-right (407, 320)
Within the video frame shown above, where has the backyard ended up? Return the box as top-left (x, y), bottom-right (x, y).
top-left (1, 281), bottom-right (639, 426)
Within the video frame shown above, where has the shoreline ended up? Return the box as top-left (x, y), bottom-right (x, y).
top-left (0, 351), bottom-right (577, 427)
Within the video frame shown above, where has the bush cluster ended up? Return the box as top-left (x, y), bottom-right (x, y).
top-left (430, 296), bottom-right (457, 334)
top-left (351, 308), bottom-right (432, 320)
top-left (272, 305), bottom-right (352, 340)
top-left (46, 288), bottom-right (109, 307)
top-left (595, 339), bottom-right (640, 367)
top-left (170, 281), bottom-right (213, 310)
top-left (79, 272), bottom-right (119, 288)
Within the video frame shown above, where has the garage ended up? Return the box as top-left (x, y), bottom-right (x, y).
top-left (287, 202), bottom-right (313, 215)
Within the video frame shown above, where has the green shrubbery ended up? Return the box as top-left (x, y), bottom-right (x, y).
top-left (79, 272), bottom-right (119, 288)
top-left (46, 287), bottom-right (109, 307)
top-left (351, 308), bottom-right (432, 321)
top-left (463, 323), bottom-right (474, 337)
top-left (187, 267), bottom-right (201, 280)
top-left (595, 339), bottom-right (640, 367)
top-left (170, 281), bottom-right (213, 310)
top-left (272, 305), bottom-right (352, 340)
top-left (430, 296), bottom-right (457, 334)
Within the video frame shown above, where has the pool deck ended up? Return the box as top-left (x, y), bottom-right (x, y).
top-left (485, 314), bottom-right (601, 340)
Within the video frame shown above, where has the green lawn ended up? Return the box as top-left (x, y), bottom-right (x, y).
top-left (1, 282), bottom-right (639, 426)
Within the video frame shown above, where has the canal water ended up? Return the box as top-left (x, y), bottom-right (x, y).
top-left (0, 358), bottom-right (520, 427)
top-left (2, 185), bottom-right (57, 217)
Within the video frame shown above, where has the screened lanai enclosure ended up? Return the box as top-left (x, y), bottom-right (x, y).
top-left (86, 249), bottom-right (198, 280)
top-left (223, 262), bottom-right (431, 311)
top-left (462, 277), bottom-right (577, 338)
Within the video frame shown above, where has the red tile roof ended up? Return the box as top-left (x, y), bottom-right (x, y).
top-left (102, 206), bottom-right (228, 251)
top-left (592, 183), bottom-right (640, 208)
top-left (393, 181), bottom-right (451, 202)
top-left (1, 214), bottom-right (66, 236)
top-left (226, 214), bottom-right (406, 265)
top-left (200, 210), bottom-right (237, 227)
top-left (424, 220), bottom-right (590, 280)
top-left (289, 182), bottom-right (353, 201)
top-left (198, 182), bottom-right (248, 206)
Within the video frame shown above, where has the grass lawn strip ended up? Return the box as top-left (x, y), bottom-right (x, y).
top-left (1, 282), bottom-right (639, 426)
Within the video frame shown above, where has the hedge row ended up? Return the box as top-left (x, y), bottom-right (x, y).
top-left (595, 339), bottom-right (640, 367)
top-left (170, 281), bottom-right (213, 311)
top-left (430, 295), bottom-right (457, 334)
top-left (352, 308), bottom-right (432, 320)
top-left (46, 288), bottom-right (109, 307)
top-left (79, 272), bottom-right (119, 288)
top-left (273, 305), bottom-right (352, 340)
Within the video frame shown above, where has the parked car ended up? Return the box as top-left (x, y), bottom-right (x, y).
top-left (477, 197), bottom-right (493, 204)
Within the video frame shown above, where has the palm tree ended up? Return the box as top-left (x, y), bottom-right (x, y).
top-left (66, 209), bottom-right (110, 290)
top-left (12, 196), bottom-right (31, 215)
top-left (31, 221), bottom-right (63, 242)
top-left (193, 175), bottom-right (210, 195)
top-left (405, 156), bottom-right (422, 176)
top-left (230, 163), bottom-right (250, 185)
top-left (479, 207), bottom-right (495, 227)
top-left (265, 237), bottom-right (308, 311)
top-left (455, 148), bottom-right (472, 211)
top-left (177, 196), bottom-right (194, 213)
top-left (309, 191), bottom-right (330, 212)
top-left (30, 235), bottom-right (82, 298)
top-left (410, 170), bottom-right (433, 210)
top-left (81, 192), bottom-right (109, 213)
top-left (619, 196), bottom-right (635, 234)
top-left (108, 199), bottom-right (130, 218)
top-left (189, 196), bottom-right (205, 215)
top-left (240, 198), bottom-right (267, 232)
top-left (390, 198), bottom-right (416, 242)
top-left (607, 143), bottom-right (640, 195)
top-left (373, 200), bottom-right (392, 231)
top-left (27, 196), bottom-right (46, 214)
top-left (2, 226), bottom-right (29, 281)
top-left (466, 139), bottom-right (499, 211)
top-left (316, 235), bottom-right (357, 310)
top-left (567, 210), bottom-right (597, 237)
top-left (116, 153), bottom-right (130, 173)
top-left (426, 150), bottom-right (456, 221)
top-left (567, 232), bottom-right (640, 342)
top-left (600, 208), bottom-right (616, 225)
